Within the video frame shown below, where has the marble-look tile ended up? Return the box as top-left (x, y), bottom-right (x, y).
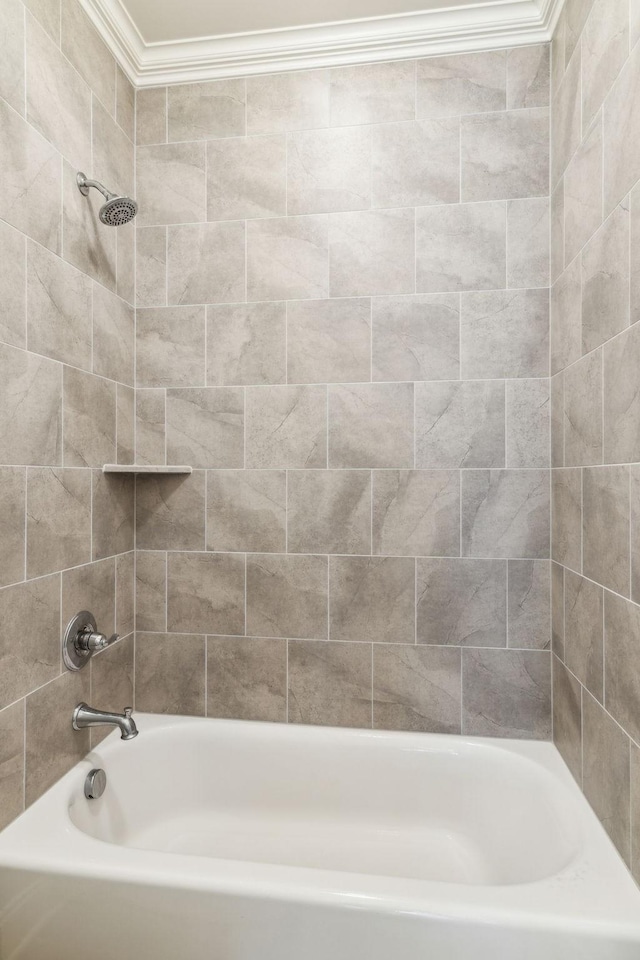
top-left (565, 570), bottom-right (603, 700)
top-left (416, 201), bottom-right (505, 294)
top-left (551, 180), bottom-right (565, 284)
top-left (0, 98), bottom-right (61, 254)
top-left (583, 690), bottom-right (631, 863)
top-left (167, 552), bottom-right (245, 636)
top-left (116, 384), bottom-right (135, 465)
top-left (329, 382), bottom-right (413, 468)
top-left (372, 294), bottom-right (459, 383)
top-left (62, 160), bottom-right (115, 290)
top-left (136, 227), bottom-right (166, 307)
top-left (26, 467), bottom-right (91, 577)
top-left (26, 240), bottom-right (91, 369)
top-left (632, 466), bottom-right (640, 602)
top-left (508, 559), bottom-right (550, 650)
top-left (583, 465), bottom-right (630, 596)
top-left (417, 558), bottom-right (506, 647)
top-left (207, 470), bottom-right (286, 553)
top-left (551, 372), bottom-right (564, 468)
top-left (288, 640), bottom-right (371, 729)
top-left (372, 470), bottom-right (460, 557)
top-left (329, 556), bottom-right (415, 643)
top-left (0, 701), bottom-right (24, 830)
top-left (0, 220), bottom-right (26, 349)
top-left (632, 184), bottom-right (640, 325)
top-left (135, 551), bottom-right (167, 633)
top-left (564, 117), bottom-right (602, 264)
top-left (136, 88), bottom-right (166, 146)
top-left (136, 143), bottom-right (206, 227)
top-left (582, 204), bottom-right (630, 353)
top-left (633, 743), bottom-right (640, 883)
top-left (330, 61), bottom-right (415, 126)
top-left (165, 387), bottom-right (244, 469)
top-left (603, 42), bottom-right (640, 215)
top-left (552, 45), bottom-right (581, 186)
top-left (373, 645), bottom-right (461, 734)
top-left (604, 323), bottom-right (640, 464)
top-left (0, 575), bottom-right (59, 710)
top-left (93, 285), bottom-right (134, 386)
top-left (246, 554), bottom-right (328, 640)
top-left (372, 119), bottom-right (459, 209)
top-left (552, 562), bottom-right (565, 659)
top-left (207, 637), bottom-right (287, 722)
top-left (506, 379), bottom-right (550, 469)
top-left (116, 66), bottom-right (134, 142)
top-left (136, 306), bottom-right (205, 388)
top-left (63, 367), bottom-right (116, 468)
top-left (62, 557), bottom-right (115, 638)
top-left (0, 343), bottom-right (61, 466)
top-left (115, 552), bottom-right (134, 638)
top-left (552, 468), bottom-right (582, 570)
top-left (247, 216), bottom-right (328, 301)
top-left (507, 44), bottom-right (550, 109)
top-left (564, 350), bottom-right (603, 466)
top-left (168, 221), bottom-right (245, 306)
top-left (0, 468), bottom-right (26, 587)
top-left (247, 70), bottom-right (329, 134)
top-left (417, 51), bottom-right (506, 117)
top-left (90, 635), bottom-right (133, 745)
top-left (462, 469), bottom-right (550, 559)
top-left (245, 385), bottom-right (326, 469)
top-left (551, 258), bottom-right (582, 375)
top-left (92, 96), bottom-right (134, 200)
top-left (287, 298), bottom-right (371, 384)
top-left (60, 0), bottom-right (115, 114)
top-left (287, 470), bottom-right (371, 555)
top-left (605, 591), bottom-right (640, 745)
top-left (582, 0), bottom-right (629, 131)
top-left (329, 209), bottom-right (415, 298)
top-left (135, 633), bottom-right (205, 716)
top-left (168, 79), bottom-right (245, 141)
top-left (462, 648), bottom-right (551, 738)
top-left (565, 0), bottom-right (595, 64)
top-left (207, 135), bottom-right (286, 220)
top-left (0, 0), bottom-right (25, 115)
top-left (26, 15), bottom-right (91, 169)
top-left (507, 198), bottom-right (550, 289)
top-left (462, 109), bottom-right (549, 202)
top-left (24, 0), bottom-right (60, 42)
top-left (91, 471), bottom-right (134, 560)
top-left (632, 0), bottom-right (640, 48)
top-left (136, 389), bottom-right (165, 466)
top-left (136, 473), bottom-right (206, 551)
top-left (25, 669), bottom-right (89, 805)
top-left (207, 302), bottom-right (286, 386)
top-left (416, 380), bottom-right (505, 469)
top-left (553, 657), bottom-right (582, 784)
top-left (461, 289), bottom-right (549, 379)
top-left (288, 126), bottom-right (371, 215)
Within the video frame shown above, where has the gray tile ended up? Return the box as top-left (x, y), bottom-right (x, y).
top-left (372, 470), bottom-right (459, 557)
top-left (168, 221), bottom-right (245, 306)
top-left (0, 0), bottom-right (25, 115)
top-left (462, 108), bottom-right (549, 202)
top-left (287, 298), bottom-right (371, 384)
top-left (246, 554), bottom-right (328, 640)
top-left (551, 180), bottom-right (565, 284)
top-left (91, 471), bottom-right (134, 561)
top-left (462, 469), bottom-right (550, 559)
top-left (552, 468), bottom-right (582, 570)
top-left (565, 0), bottom-right (595, 64)
top-left (60, 0), bottom-right (115, 114)
top-left (508, 560), bottom-right (551, 650)
top-left (553, 657), bottom-right (582, 784)
top-left (604, 323), bottom-right (640, 464)
top-left (288, 640), bottom-right (371, 729)
top-left (584, 0), bottom-right (629, 163)
top-left (207, 302), bottom-right (286, 386)
top-left (287, 470), bottom-right (371, 555)
top-left (417, 558), bottom-right (506, 647)
top-left (564, 350), bottom-right (603, 467)
top-left (373, 645), bottom-right (461, 734)
top-left (462, 648), bottom-right (551, 738)
top-left (136, 227), bottom-right (166, 308)
top-left (461, 289), bottom-right (549, 379)
top-left (632, 466), bottom-right (640, 602)
top-left (24, 0), bottom-right (60, 42)
top-left (551, 372), bottom-right (564, 468)
top-left (632, 743), bottom-right (640, 883)
top-left (136, 306), bottom-right (205, 388)
top-left (135, 633), bottom-right (205, 716)
top-left (329, 382), bottom-right (413, 469)
top-left (26, 239), bottom-right (91, 369)
top-left (246, 385), bottom-right (326, 469)
top-left (583, 690), bottom-right (630, 863)
top-left (330, 60), bottom-right (415, 126)
top-left (0, 220), bottom-right (26, 349)
top-left (288, 126), bottom-right (371, 215)
top-left (552, 562), bottom-right (565, 660)
top-left (93, 285), bottom-right (134, 386)
top-left (63, 367), bottom-right (116, 468)
top-left (507, 44), bottom-right (550, 109)
top-left (116, 384), bottom-right (135, 465)
top-left (605, 591), bottom-right (640, 745)
top-left (207, 470), bottom-right (286, 553)
top-left (247, 70), bottom-right (329, 135)
top-left (0, 701), bottom-right (24, 830)
top-left (136, 87), bottom-right (166, 146)
top-left (583, 465), bottom-right (629, 596)
top-left (417, 51), bottom-right (506, 118)
top-left (248, 216), bottom-right (328, 301)
top-left (564, 117), bottom-right (602, 264)
top-left (552, 44), bottom-right (581, 185)
top-left (207, 135), bottom-right (286, 220)
top-left (167, 552), bottom-right (245, 636)
top-left (416, 380), bottom-right (505, 469)
top-left (166, 387), bottom-right (244, 469)
top-left (136, 142), bottom-right (206, 227)
top-left (207, 637), bottom-right (286, 722)
top-left (507, 198), bottom-right (550, 289)
top-left (168, 79), bottom-right (245, 141)
top-left (62, 557), bottom-right (115, 639)
top-left (26, 467), bottom-right (91, 577)
top-left (372, 119), bottom-right (459, 209)
top-left (506, 379), bottom-right (550, 469)
top-left (372, 294), bottom-right (459, 383)
top-left (565, 570), bottom-right (603, 700)
top-left (116, 66), bottom-right (134, 141)
top-left (551, 258), bottom-right (581, 375)
top-left (92, 95), bottom-right (134, 199)
top-left (582, 203), bottom-right (630, 353)
top-left (62, 159), bottom-right (115, 290)
top-left (135, 551), bottom-right (166, 633)
top-left (0, 468), bottom-right (25, 587)
top-left (0, 343), bottom-right (61, 466)
top-left (135, 389), bottom-right (165, 466)
top-left (329, 209), bottom-right (415, 298)
top-left (0, 575), bottom-right (60, 710)
top-left (330, 556), bottom-right (415, 643)
top-left (115, 551), bottom-right (134, 638)
top-left (416, 201), bottom-right (505, 294)
top-left (136, 473), bottom-right (206, 551)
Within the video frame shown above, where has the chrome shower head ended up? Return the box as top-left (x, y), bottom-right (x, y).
top-left (76, 172), bottom-right (138, 226)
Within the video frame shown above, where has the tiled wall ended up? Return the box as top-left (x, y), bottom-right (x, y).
top-left (133, 49), bottom-right (553, 735)
top-left (551, 0), bottom-right (640, 882)
top-left (0, 0), bottom-right (136, 830)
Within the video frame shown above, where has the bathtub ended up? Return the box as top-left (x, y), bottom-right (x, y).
top-left (0, 715), bottom-right (639, 959)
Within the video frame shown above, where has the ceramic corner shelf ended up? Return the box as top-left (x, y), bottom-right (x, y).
top-left (102, 465), bottom-right (193, 475)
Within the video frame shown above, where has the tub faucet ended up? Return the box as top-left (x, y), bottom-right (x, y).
top-left (72, 702), bottom-right (138, 740)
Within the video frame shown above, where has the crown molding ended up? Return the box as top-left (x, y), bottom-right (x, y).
top-left (79, 0), bottom-right (565, 87)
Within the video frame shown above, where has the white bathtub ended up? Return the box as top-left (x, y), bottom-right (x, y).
top-left (0, 714), bottom-right (639, 959)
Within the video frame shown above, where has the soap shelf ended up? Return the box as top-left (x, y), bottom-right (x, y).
top-left (102, 464), bottom-right (193, 475)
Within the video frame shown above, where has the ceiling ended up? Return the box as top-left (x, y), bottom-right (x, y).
top-left (80, 0), bottom-right (564, 86)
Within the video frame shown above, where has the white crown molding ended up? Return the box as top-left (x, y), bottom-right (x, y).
top-left (80, 0), bottom-right (566, 87)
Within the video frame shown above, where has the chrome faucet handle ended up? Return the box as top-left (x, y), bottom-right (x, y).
top-left (76, 628), bottom-right (119, 653)
top-left (63, 611), bottom-right (119, 672)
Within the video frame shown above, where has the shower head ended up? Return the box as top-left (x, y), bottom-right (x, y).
top-left (76, 172), bottom-right (138, 226)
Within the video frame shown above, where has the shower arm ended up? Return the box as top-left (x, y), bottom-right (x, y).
top-left (76, 172), bottom-right (116, 202)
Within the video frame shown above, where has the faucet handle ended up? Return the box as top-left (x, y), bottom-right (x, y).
top-left (63, 611), bottom-right (120, 672)
top-left (78, 630), bottom-right (119, 653)
top-left (124, 707), bottom-right (133, 719)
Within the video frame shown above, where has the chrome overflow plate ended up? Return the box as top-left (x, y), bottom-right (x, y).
top-left (63, 611), bottom-right (118, 672)
top-left (84, 768), bottom-right (107, 800)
